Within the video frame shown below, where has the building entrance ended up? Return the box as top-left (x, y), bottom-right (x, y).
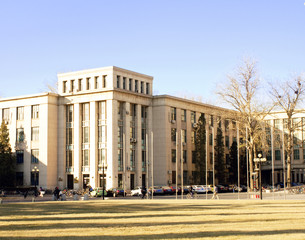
top-left (83, 174), bottom-right (90, 189)
top-left (67, 174), bottom-right (74, 189)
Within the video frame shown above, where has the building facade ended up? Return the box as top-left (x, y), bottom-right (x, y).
top-left (3, 66), bottom-right (301, 191)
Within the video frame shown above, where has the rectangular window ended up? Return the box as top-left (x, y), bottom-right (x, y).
top-left (225, 119), bottom-right (229, 131)
top-left (31, 149), bottom-right (39, 163)
top-left (129, 78), bottom-right (133, 91)
top-left (32, 105), bottom-right (39, 119)
top-left (192, 151), bottom-right (196, 163)
top-left (123, 77), bottom-right (126, 90)
top-left (95, 76), bottom-right (99, 89)
top-left (209, 115), bottom-right (214, 126)
top-left (141, 81), bottom-right (144, 93)
top-left (171, 128), bottom-right (176, 142)
top-left (191, 111), bottom-right (196, 124)
top-left (183, 150), bottom-right (187, 163)
top-left (86, 78), bottom-right (90, 90)
top-left (181, 109), bottom-right (186, 122)
top-left (2, 108), bottom-right (10, 122)
top-left (146, 83), bottom-right (149, 94)
top-left (66, 105), bottom-right (73, 123)
top-left (267, 150), bottom-right (272, 161)
top-left (78, 79), bottom-right (83, 91)
top-left (103, 75), bottom-right (107, 88)
top-left (275, 150), bottom-right (281, 161)
top-left (191, 131), bottom-right (196, 143)
top-left (16, 128), bottom-right (24, 143)
top-left (82, 103), bottom-right (90, 121)
top-left (63, 81), bottom-right (67, 93)
top-left (225, 136), bottom-right (229, 148)
top-left (274, 119), bottom-right (281, 130)
top-left (16, 150), bottom-right (24, 164)
top-left (209, 133), bottom-right (213, 145)
top-left (210, 152), bottom-right (213, 165)
top-left (31, 127), bottom-right (39, 141)
top-left (171, 107), bottom-right (176, 121)
top-left (71, 80), bottom-right (75, 92)
top-left (117, 76), bottom-right (120, 88)
top-left (294, 149), bottom-right (300, 160)
top-left (135, 80), bottom-right (138, 92)
top-left (83, 149), bottom-right (89, 166)
top-left (17, 107), bottom-right (24, 120)
top-left (217, 116), bottom-right (221, 128)
top-left (172, 149), bottom-right (176, 163)
top-left (182, 129), bottom-right (187, 143)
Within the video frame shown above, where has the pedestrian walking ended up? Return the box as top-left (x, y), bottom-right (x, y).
top-left (212, 186), bottom-right (219, 200)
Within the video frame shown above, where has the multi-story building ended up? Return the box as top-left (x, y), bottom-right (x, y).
top-left (2, 66), bottom-right (288, 191)
top-left (263, 112), bottom-right (305, 184)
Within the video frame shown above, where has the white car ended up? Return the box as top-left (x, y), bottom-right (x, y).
top-left (193, 185), bottom-right (207, 193)
top-left (131, 186), bottom-right (143, 196)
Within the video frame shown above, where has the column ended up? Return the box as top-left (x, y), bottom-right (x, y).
top-left (73, 103), bottom-right (81, 190)
top-left (136, 104), bottom-right (142, 186)
top-left (89, 101), bottom-right (97, 188)
top-left (124, 102), bottom-right (131, 189)
top-left (57, 104), bottom-right (65, 190)
top-left (147, 106), bottom-right (153, 186)
top-left (107, 100), bottom-right (117, 188)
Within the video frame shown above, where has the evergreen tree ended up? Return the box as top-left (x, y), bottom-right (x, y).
top-left (193, 114), bottom-right (206, 184)
top-left (229, 141), bottom-right (237, 184)
top-left (0, 120), bottom-right (15, 187)
top-left (215, 127), bottom-right (225, 184)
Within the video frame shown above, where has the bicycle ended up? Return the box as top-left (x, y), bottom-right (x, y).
top-left (186, 192), bottom-right (199, 199)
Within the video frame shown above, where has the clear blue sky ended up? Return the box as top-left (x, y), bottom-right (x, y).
top-left (1, 1), bottom-right (304, 104)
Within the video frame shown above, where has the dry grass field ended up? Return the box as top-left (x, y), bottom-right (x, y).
top-left (1, 199), bottom-right (305, 239)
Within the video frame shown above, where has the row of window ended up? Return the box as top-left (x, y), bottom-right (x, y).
top-left (170, 107), bottom-right (235, 130)
top-left (63, 75), bottom-right (108, 93)
top-left (16, 127), bottom-right (39, 142)
top-left (16, 172), bottom-right (39, 186)
top-left (16, 149), bottom-right (39, 164)
top-left (267, 149), bottom-right (305, 161)
top-left (2, 105), bottom-right (39, 122)
top-left (116, 75), bottom-right (150, 95)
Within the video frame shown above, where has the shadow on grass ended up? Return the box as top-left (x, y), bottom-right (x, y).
top-left (1, 229), bottom-right (305, 240)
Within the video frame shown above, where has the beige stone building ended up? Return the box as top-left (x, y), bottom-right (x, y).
top-left (5, 66), bottom-right (300, 191)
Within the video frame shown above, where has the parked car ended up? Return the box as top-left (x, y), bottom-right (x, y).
top-left (107, 188), bottom-right (126, 197)
top-left (216, 185), bottom-right (226, 193)
top-left (170, 186), bottom-right (189, 195)
top-left (162, 186), bottom-right (174, 195)
top-left (149, 186), bottom-right (164, 195)
top-left (131, 186), bottom-right (143, 196)
top-left (193, 185), bottom-right (207, 194)
top-left (90, 187), bottom-right (107, 197)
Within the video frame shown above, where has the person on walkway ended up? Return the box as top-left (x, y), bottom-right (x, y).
top-left (53, 187), bottom-right (60, 200)
top-left (141, 187), bottom-right (147, 199)
top-left (212, 186), bottom-right (219, 200)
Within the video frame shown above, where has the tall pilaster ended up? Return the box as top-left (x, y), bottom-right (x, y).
top-left (57, 104), bottom-right (65, 189)
top-left (73, 103), bottom-right (81, 189)
top-left (89, 101), bottom-right (97, 188)
top-left (124, 102), bottom-right (130, 189)
top-left (136, 104), bottom-right (142, 186)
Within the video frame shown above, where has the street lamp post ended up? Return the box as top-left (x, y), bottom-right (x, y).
top-left (254, 154), bottom-right (266, 200)
top-left (32, 166), bottom-right (39, 188)
top-left (32, 166), bottom-right (39, 197)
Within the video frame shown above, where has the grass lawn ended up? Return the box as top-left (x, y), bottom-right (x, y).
top-left (1, 199), bottom-right (305, 239)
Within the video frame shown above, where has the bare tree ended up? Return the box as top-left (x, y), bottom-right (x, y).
top-left (269, 74), bottom-right (305, 187)
top-left (217, 58), bottom-right (271, 190)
